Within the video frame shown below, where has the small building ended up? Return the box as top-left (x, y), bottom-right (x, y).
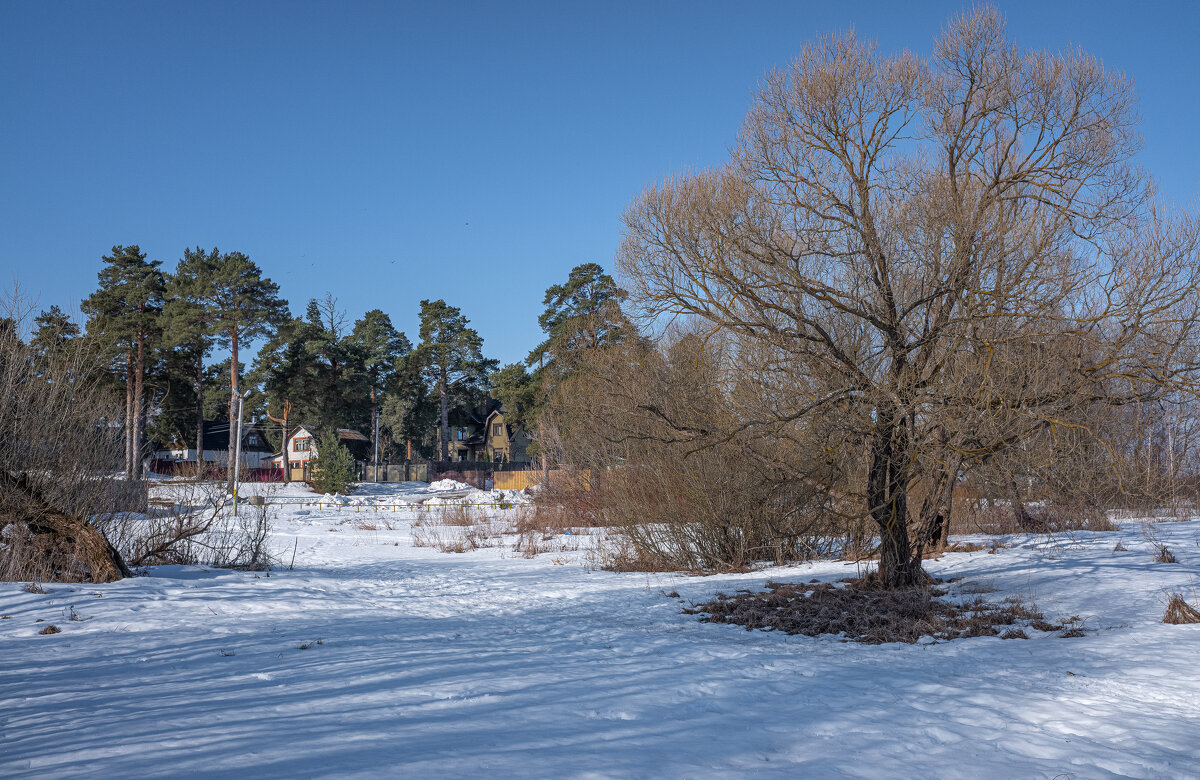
top-left (447, 400), bottom-right (532, 464)
top-left (153, 421), bottom-right (276, 468)
top-left (271, 426), bottom-right (371, 481)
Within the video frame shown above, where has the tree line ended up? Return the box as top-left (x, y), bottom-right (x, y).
top-left (18, 247), bottom-right (631, 480)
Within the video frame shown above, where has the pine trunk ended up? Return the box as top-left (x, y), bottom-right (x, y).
top-left (195, 345), bottom-right (205, 480)
top-left (124, 355), bottom-right (134, 480)
top-left (132, 329), bottom-right (145, 481)
top-left (439, 370), bottom-right (449, 462)
top-left (227, 329), bottom-right (239, 490)
top-left (370, 386), bottom-right (377, 477)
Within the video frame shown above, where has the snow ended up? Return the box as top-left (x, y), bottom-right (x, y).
top-left (2, 485), bottom-right (1199, 778)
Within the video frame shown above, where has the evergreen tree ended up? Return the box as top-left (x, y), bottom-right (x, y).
top-left (309, 428), bottom-right (355, 495)
top-left (30, 305), bottom-right (80, 366)
top-left (162, 247), bottom-right (219, 476)
top-left (81, 245), bottom-right (165, 479)
top-left (302, 295), bottom-right (369, 432)
top-left (413, 300), bottom-right (496, 461)
top-left (489, 363), bottom-right (537, 429)
top-left (193, 250), bottom-right (287, 483)
top-left (527, 262), bottom-right (630, 378)
top-left (348, 309), bottom-right (411, 467)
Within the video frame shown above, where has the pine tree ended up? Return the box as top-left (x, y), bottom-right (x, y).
top-left (414, 300), bottom-right (496, 461)
top-left (30, 305), bottom-right (81, 366)
top-left (489, 363), bottom-right (537, 429)
top-left (194, 250), bottom-right (287, 484)
top-left (162, 247), bottom-right (219, 477)
top-left (309, 428), bottom-right (355, 495)
top-left (348, 309), bottom-right (411, 470)
top-left (527, 263), bottom-right (630, 377)
top-left (81, 245), bottom-right (165, 479)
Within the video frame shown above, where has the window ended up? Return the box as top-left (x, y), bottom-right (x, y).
top-left (492, 423), bottom-right (504, 438)
top-left (248, 434), bottom-right (259, 446)
top-left (457, 428), bottom-right (465, 441)
top-left (294, 438), bottom-right (311, 452)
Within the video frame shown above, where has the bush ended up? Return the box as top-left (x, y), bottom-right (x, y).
top-left (309, 429), bottom-right (356, 495)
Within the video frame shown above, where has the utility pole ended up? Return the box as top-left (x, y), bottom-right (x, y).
top-left (266, 399), bottom-right (292, 484)
top-left (231, 389), bottom-right (252, 516)
top-left (374, 409), bottom-right (380, 483)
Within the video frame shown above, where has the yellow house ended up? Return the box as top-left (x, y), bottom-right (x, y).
top-left (447, 402), bottom-right (532, 463)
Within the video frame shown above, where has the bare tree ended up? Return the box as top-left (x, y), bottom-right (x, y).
top-left (0, 293), bottom-right (134, 582)
top-left (618, 8), bottom-right (1200, 586)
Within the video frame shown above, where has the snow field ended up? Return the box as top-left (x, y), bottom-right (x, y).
top-left (1, 483), bottom-right (1199, 778)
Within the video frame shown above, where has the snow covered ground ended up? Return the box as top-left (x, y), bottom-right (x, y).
top-left (2, 483), bottom-right (1199, 778)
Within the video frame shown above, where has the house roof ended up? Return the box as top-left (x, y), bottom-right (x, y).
top-left (168, 421), bottom-right (274, 452)
top-left (288, 425), bottom-right (369, 443)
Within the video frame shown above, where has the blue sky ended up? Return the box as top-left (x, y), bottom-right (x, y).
top-left (2, 1), bottom-right (1198, 365)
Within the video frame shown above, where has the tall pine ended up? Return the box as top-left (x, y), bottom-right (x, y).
top-left (348, 309), bottom-right (411, 468)
top-left (81, 245), bottom-right (165, 479)
top-left (414, 300), bottom-right (495, 461)
top-left (194, 250), bottom-right (287, 482)
top-left (162, 247), bottom-right (219, 477)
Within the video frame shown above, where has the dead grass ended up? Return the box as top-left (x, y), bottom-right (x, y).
top-left (39, 624), bottom-right (61, 635)
top-left (952, 500), bottom-right (1116, 536)
top-left (684, 578), bottom-right (1083, 644)
top-left (1154, 544), bottom-right (1177, 563)
top-left (23, 582), bottom-right (47, 594)
top-left (1163, 594), bottom-right (1200, 624)
top-left (411, 511), bottom-right (505, 554)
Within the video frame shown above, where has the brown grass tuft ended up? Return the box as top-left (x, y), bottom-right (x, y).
top-left (1154, 544), bottom-right (1177, 563)
top-left (39, 624), bottom-right (61, 635)
top-left (1163, 594), bottom-right (1200, 624)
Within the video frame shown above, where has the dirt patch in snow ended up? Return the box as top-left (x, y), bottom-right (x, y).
top-left (685, 578), bottom-right (1084, 644)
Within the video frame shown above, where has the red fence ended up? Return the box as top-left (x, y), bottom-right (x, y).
top-left (148, 460), bottom-right (283, 482)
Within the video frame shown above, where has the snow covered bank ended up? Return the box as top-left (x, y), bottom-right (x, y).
top-left (2, 499), bottom-right (1199, 777)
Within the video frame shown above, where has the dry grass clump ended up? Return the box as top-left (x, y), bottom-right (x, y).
top-left (1154, 544), bottom-right (1177, 563)
top-left (39, 624), bottom-right (61, 635)
top-left (1163, 594), bottom-right (1200, 624)
top-left (684, 578), bottom-right (1081, 644)
top-left (953, 501), bottom-right (1116, 535)
top-left (411, 509), bottom-right (505, 554)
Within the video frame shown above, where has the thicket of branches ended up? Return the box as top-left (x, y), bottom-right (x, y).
top-left (547, 8), bottom-right (1200, 583)
top-left (0, 294), bottom-right (277, 582)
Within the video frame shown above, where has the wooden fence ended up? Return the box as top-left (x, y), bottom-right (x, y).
top-left (360, 463), bottom-right (430, 483)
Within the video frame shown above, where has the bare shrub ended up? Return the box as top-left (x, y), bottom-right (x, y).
top-left (951, 499), bottom-right (1116, 536)
top-left (411, 504), bottom-right (504, 554)
top-left (0, 293), bottom-right (136, 582)
top-left (1163, 594), bottom-right (1200, 624)
top-left (685, 579), bottom-right (1077, 644)
top-left (23, 582), bottom-right (46, 594)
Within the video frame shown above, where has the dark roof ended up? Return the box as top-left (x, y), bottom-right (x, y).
top-left (169, 421), bottom-right (274, 452)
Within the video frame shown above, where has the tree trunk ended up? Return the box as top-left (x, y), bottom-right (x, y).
top-left (281, 412), bottom-right (289, 483)
top-left (916, 458), bottom-right (958, 557)
top-left (195, 345), bottom-right (205, 480)
top-left (439, 369), bottom-right (449, 462)
top-left (227, 328), bottom-right (239, 490)
top-left (133, 329), bottom-right (145, 481)
top-left (867, 414), bottom-right (923, 587)
top-left (124, 355), bottom-right (134, 480)
top-left (370, 386), bottom-right (378, 477)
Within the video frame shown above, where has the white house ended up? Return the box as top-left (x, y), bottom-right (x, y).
top-left (153, 421), bottom-right (276, 468)
top-left (270, 426), bottom-right (370, 479)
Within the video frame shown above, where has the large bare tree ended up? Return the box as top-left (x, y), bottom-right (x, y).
top-left (618, 8), bottom-right (1200, 586)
